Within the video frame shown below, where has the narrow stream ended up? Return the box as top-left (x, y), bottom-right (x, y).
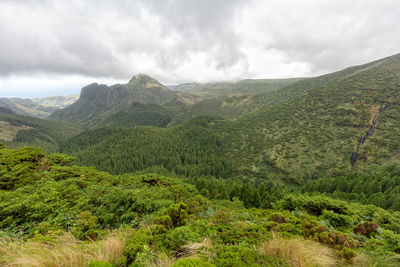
top-left (350, 99), bottom-right (396, 166)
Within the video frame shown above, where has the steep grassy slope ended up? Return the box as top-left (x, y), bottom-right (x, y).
top-left (222, 53), bottom-right (400, 181)
top-left (170, 78), bottom-right (304, 98)
top-left (0, 111), bottom-right (83, 152)
top-left (170, 55), bottom-right (396, 124)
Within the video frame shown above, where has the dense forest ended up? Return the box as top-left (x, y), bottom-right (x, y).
top-left (61, 117), bottom-right (231, 178)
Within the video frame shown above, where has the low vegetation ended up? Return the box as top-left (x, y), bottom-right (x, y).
top-left (0, 144), bottom-right (399, 266)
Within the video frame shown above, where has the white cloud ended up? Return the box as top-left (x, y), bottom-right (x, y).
top-left (0, 0), bottom-right (399, 97)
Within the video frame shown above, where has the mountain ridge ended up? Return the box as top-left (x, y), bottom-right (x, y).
top-left (50, 74), bottom-right (201, 127)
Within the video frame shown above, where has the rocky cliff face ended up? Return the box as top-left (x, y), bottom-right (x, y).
top-left (49, 74), bottom-right (199, 126)
top-left (79, 83), bottom-right (110, 101)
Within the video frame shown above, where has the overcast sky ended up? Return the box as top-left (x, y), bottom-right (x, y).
top-left (1, 0), bottom-right (399, 97)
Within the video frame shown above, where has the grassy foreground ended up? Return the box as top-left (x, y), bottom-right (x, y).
top-left (0, 144), bottom-right (400, 266)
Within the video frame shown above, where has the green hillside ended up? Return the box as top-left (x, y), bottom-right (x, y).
top-left (169, 55), bottom-right (396, 124)
top-left (170, 78), bottom-right (304, 98)
top-left (0, 110), bottom-right (83, 152)
top-left (222, 53), bottom-right (400, 181)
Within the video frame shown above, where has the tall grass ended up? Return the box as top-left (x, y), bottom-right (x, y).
top-left (0, 231), bottom-right (128, 267)
top-left (181, 238), bottom-right (215, 261)
top-left (258, 233), bottom-right (337, 267)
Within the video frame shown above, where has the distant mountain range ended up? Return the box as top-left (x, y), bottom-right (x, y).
top-left (0, 98), bottom-right (55, 118)
top-left (31, 95), bottom-right (79, 109)
top-left (0, 95), bottom-right (79, 119)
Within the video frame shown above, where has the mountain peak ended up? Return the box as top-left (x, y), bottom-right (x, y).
top-left (128, 74), bottom-right (160, 85)
top-left (80, 83), bottom-right (109, 100)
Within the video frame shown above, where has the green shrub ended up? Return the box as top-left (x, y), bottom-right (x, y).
top-left (302, 219), bottom-right (328, 237)
top-left (338, 247), bottom-right (357, 261)
top-left (353, 221), bottom-right (379, 237)
top-left (172, 258), bottom-right (215, 267)
top-left (167, 202), bottom-right (189, 227)
top-left (154, 215), bottom-right (173, 229)
top-left (28, 221), bottom-right (63, 242)
top-left (123, 229), bottom-right (152, 264)
top-left (71, 211), bottom-right (103, 241)
top-left (314, 231), bottom-right (357, 251)
top-left (320, 209), bottom-right (354, 227)
top-left (212, 245), bottom-right (273, 266)
top-left (0, 146), bottom-right (45, 190)
top-left (167, 225), bottom-right (202, 249)
top-left (268, 212), bottom-right (287, 224)
top-left (155, 202), bottom-right (189, 229)
top-left (88, 260), bottom-right (113, 267)
top-left (134, 244), bottom-right (155, 266)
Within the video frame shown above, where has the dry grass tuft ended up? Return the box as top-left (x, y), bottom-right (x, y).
top-left (350, 253), bottom-right (375, 267)
top-left (180, 238), bottom-right (215, 261)
top-left (148, 253), bottom-right (174, 267)
top-left (259, 232), bottom-right (337, 267)
top-left (0, 231), bottom-right (130, 267)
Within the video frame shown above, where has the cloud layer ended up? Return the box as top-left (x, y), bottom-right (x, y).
top-left (0, 0), bottom-right (400, 96)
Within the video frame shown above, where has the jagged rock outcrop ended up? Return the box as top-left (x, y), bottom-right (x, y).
top-left (49, 74), bottom-right (199, 126)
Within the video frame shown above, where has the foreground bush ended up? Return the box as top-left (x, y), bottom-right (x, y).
top-left (1, 145), bottom-right (400, 266)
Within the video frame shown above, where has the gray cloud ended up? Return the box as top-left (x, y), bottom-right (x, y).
top-left (0, 0), bottom-right (247, 80)
top-left (0, 0), bottom-right (400, 94)
top-left (251, 0), bottom-right (400, 73)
